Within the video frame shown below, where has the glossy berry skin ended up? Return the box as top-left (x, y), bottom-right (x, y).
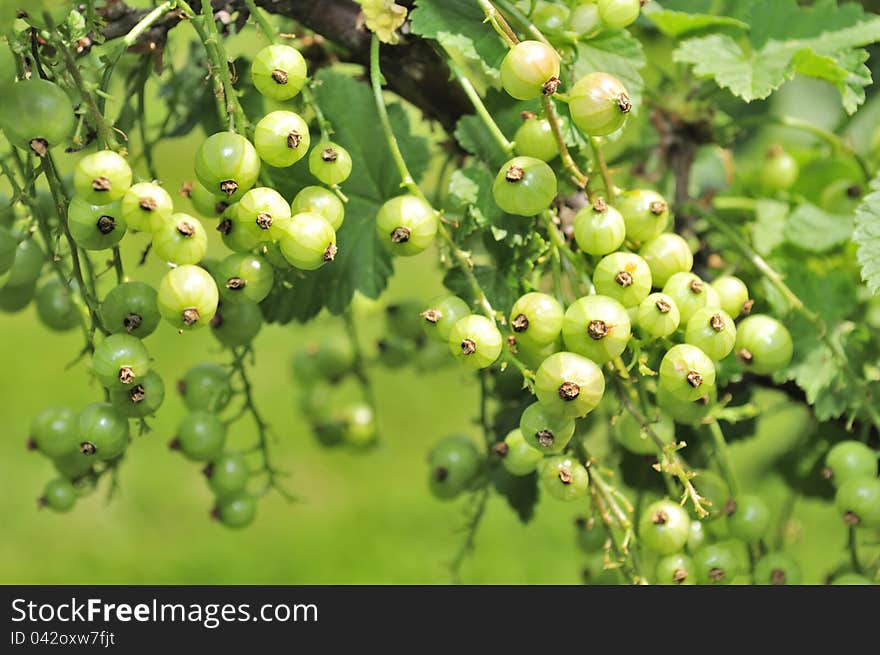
top-left (237, 187), bottom-right (292, 243)
top-left (253, 111), bottom-right (311, 168)
top-left (6, 238), bottom-right (44, 288)
top-left (598, 0), bottom-right (641, 28)
top-left (569, 72), bottom-right (631, 137)
top-left (73, 150), bottom-right (132, 205)
top-left (534, 351), bottom-right (605, 418)
top-left (375, 195), bottom-right (438, 256)
top-left (498, 429), bottom-right (544, 476)
top-left (422, 295), bottom-right (471, 343)
top-left (562, 295), bottom-right (631, 364)
top-left (41, 478), bottom-right (77, 513)
top-left (493, 157), bottom-right (557, 216)
top-left (190, 183), bottom-right (229, 219)
top-left (836, 477), bottom-right (880, 528)
top-left (659, 344), bottom-right (716, 402)
top-left (576, 516), bottom-right (606, 553)
top-left (157, 265), bottom-right (219, 331)
top-left (0, 225), bottom-right (15, 275)
top-left (712, 276), bottom-right (751, 319)
top-left (180, 363), bottom-right (232, 413)
top-left (824, 441), bottom-right (878, 489)
top-left (687, 520), bottom-right (707, 552)
top-left (251, 44), bottom-right (307, 101)
top-left (617, 190), bottom-right (670, 243)
top-left (67, 198), bottom-right (127, 251)
top-left (655, 553), bottom-right (697, 585)
top-left (152, 213), bottom-right (208, 265)
top-left (727, 495), bottom-right (771, 542)
top-left (218, 205), bottom-right (261, 253)
top-left (100, 281), bottom-right (160, 339)
top-left (292, 336), bottom-right (354, 383)
top-left (639, 234), bottom-right (693, 288)
top-left (656, 385), bottom-right (714, 425)
top-left (53, 451), bottom-right (94, 480)
top-left (639, 500), bottom-right (691, 555)
top-left (500, 40), bottom-right (561, 100)
top-left (569, 3), bottom-right (602, 34)
top-left (761, 146), bottom-right (799, 192)
top-left (109, 369), bottom-right (165, 418)
top-left (510, 292), bottom-right (564, 347)
top-left (215, 494), bottom-right (257, 529)
top-left (753, 553), bottom-right (802, 585)
top-left (175, 411), bottom-right (227, 462)
top-left (342, 403), bottom-right (377, 449)
top-left (637, 293), bottom-right (680, 339)
top-left (195, 132), bottom-right (261, 202)
top-left (77, 402), bottom-right (130, 461)
top-left (206, 453), bottom-right (250, 499)
top-left (448, 315), bottom-right (503, 369)
top-left (540, 456), bottom-right (589, 501)
top-left (218, 253), bottom-right (274, 304)
top-left (734, 315), bottom-right (793, 375)
top-left (573, 200), bottom-right (626, 256)
top-left (663, 272), bottom-right (709, 324)
top-left (0, 80), bottom-right (74, 152)
top-left (120, 182), bottom-right (174, 232)
top-left (532, 1), bottom-right (569, 34)
top-left (693, 543), bottom-right (742, 585)
top-left (0, 282), bottom-right (36, 313)
top-left (309, 142), bottom-right (352, 186)
top-left (35, 279), bottom-right (80, 332)
top-left (29, 406), bottom-right (78, 459)
top-left (211, 300), bottom-right (263, 347)
top-left (519, 401), bottom-right (576, 454)
top-left (92, 333), bottom-right (150, 390)
top-left (428, 436), bottom-right (481, 500)
top-left (291, 186), bottom-right (345, 231)
top-left (514, 116), bottom-right (559, 162)
top-left (278, 212), bottom-right (337, 270)
top-left (593, 253), bottom-right (652, 308)
top-left (615, 410), bottom-right (674, 456)
top-left (685, 308), bottom-right (737, 361)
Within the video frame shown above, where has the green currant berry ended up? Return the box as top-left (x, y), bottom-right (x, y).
top-left (614, 410), bottom-right (675, 456)
top-left (710, 277), bottom-right (751, 320)
top-left (0, 224), bottom-right (17, 274)
top-left (685, 308), bottom-right (737, 361)
top-left (77, 402), bottom-right (130, 461)
top-left (0, 281), bottom-right (36, 313)
top-left (500, 40), bottom-right (561, 100)
top-left (217, 204), bottom-right (261, 253)
top-left (448, 315), bottom-right (503, 369)
top-left (693, 542), bottom-right (742, 585)
top-left (568, 3), bottom-right (602, 35)
top-left (540, 455), bottom-right (589, 501)
top-left (278, 212), bottom-right (337, 270)
top-left (385, 298), bottom-right (426, 340)
top-left (761, 145), bottom-right (799, 191)
top-left (52, 450), bottom-right (94, 480)
top-left (510, 292), bottom-right (564, 347)
top-left (496, 428), bottom-right (543, 476)
top-left (109, 369), bottom-right (165, 418)
top-left (292, 336), bottom-right (354, 383)
top-left (120, 182), bottom-right (174, 232)
top-left (342, 403), bottom-right (377, 449)
top-left (291, 186), bottom-right (344, 230)
top-left (819, 179), bottom-right (863, 215)
top-left (562, 294), bottom-right (631, 364)
top-left (35, 278), bottom-right (79, 332)
top-left (639, 499), bottom-right (690, 555)
top-left (831, 573), bottom-right (873, 585)
top-left (254, 110), bottom-right (311, 167)
top-left (173, 411), bottom-right (226, 462)
top-left (251, 44), bottom-right (307, 101)
top-left (67, 197), bottom-right (127, 250)
top-left (0, 79), bottom-right (74, 152)
top-left (519, 401), bottom-right (576, 454)
top-left (377, 337), bottom-right (419, 368)
top-left (92, 333), bottom-right (150, 389)
top-left (308, 142), bottom-right (352, 186)
top-left (532, 1), bottom-right (570, 34)
top-left (422, 295), bottom-right (471, 343)
top-left (617, 189), bottom-right (669, 243)
top-left (517, 338), bottom-right (560, 370)
top-left (180, 363), bottom-right (232, 413)
top-left (157, 265), bottom-right (219, 331)
top-left (639, 233), bottom-right (693, 288)
top-left (236, 187), bottom-right (293, 243)
top-left (593, 252), bottom-right (652, 307)
top-left (687, 520), bottom-right (706, 552)
top-left (214, 493), bottom-right (257, 529)
top-left (597, 0), bottom-right (641, 28)
top-left (534, 351), bottom-right (605, 418)
top-left (575, 516), bottom-right (606, 553)
top-left (655, 553), bottom-right (697, 585)
top-left (29, 406), bottom-right (78, 458)
top-left (836, 477), bottom-right (880, 529)
top-left (753, 553), bottom-right (802, 585)
top-left (428, 436), bottom-right (481, 500)
top-left (492, 156), bottom-right (557, 216)
top-left (152, 213), bottom-right (208, 265)
top-left (376, 194), bottom-right (438, 256)
top-left (100, 281), bottom-right (160, 338)
top-left (5, 238), bottom-right (43, 288)
top-left (206, 453), bottom-right (250, 499)
top-left (569, 72), bottom-right (631, 137)
top-left (573, 197), bottom-right (626, 256)
top-left (659, 344), bottom-right (716, 402)
top-left (734, 315), bottom-right (793, 376)
top-left (514, 114), bottom-right (559, 162)
top-left (195, 132), bottom-right (261, 202)
top-left (211, 300), bottom-right (263, 347)
top-left (189, 182), bottom-right (230, 220)
top-left (218, 253), bottom-right (274, 304)
top-left (824, 441), bottom-right (878, 489)
top-left (40, 478), bottom-right (77, 513)
top-left (73, 150), bottom-right (132, 205)
top-left (692, 470), bottom-right (729, 522)
top-left (637, 292), bottom-right (680, 339)
top-left (726, 495), bottom-right (771, 542)
top-left (663, 272), bottom-right (709, 324)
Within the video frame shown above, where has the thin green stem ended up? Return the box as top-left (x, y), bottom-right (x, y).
top-left (848, 525), bottom-right (863, 574)
top-left (244, 0), bottom-right (277, 43)
top-left (493, 0), bottom-right (552, 45)
top-left (300, 83), bottom-right (333, 142)
top-left (449, 485), bottom-right (490, 583)
top-left (590, 137), bottom-right (615, 204)
top-left (445, 54), bottom-right (514, 156)
top-left (475, 0), bottom-right (518, 46)
top-left (543, 96), bottom-right (590, 191)
top-left (772, 115), bottom-right (872, 181)
top-left (342, 309), bottom-right (377, 414)
top-left (707, 420), bottom-right (740, 498)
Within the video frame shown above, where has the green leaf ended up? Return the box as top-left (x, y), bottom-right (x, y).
top-left (750, 199), bottom-right (788, 256)
top-left (854, 176), bottom-right (880, 295)
top-left (574, 29), bottom-right (646, 109)
top-left (643, 4), bottom-right (748, 39)
top-left (447, 166), bottom-right (502, 240)
top-left (444, 264), bottom-right (515, 313)
top-left (783, 203), bottom-right (854, 253)
top-left (455, 114), bottom-right (508, 169)
top-left (491, 468), bottom-right (538, 523)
